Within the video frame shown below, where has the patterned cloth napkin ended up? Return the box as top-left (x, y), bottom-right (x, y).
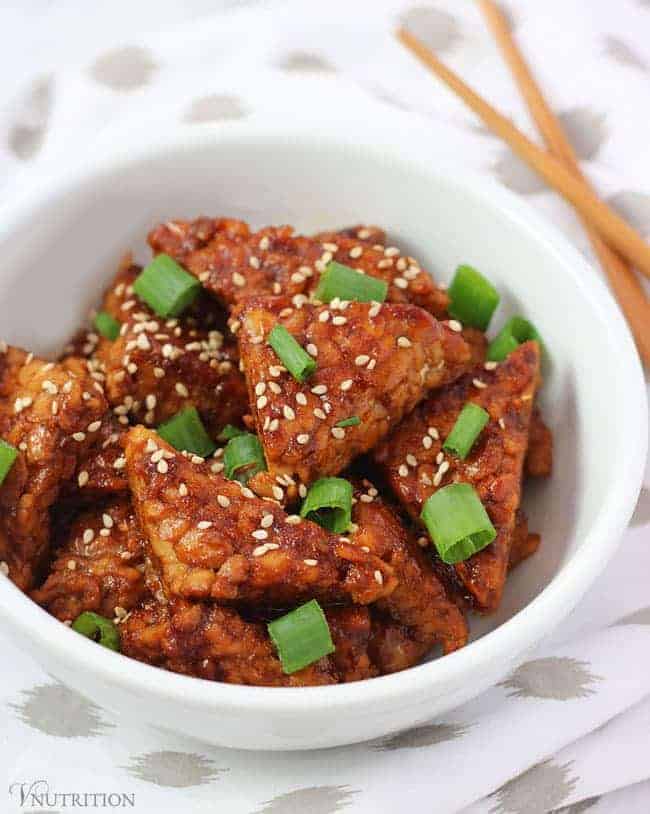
top-left (1, 1), bottom-right (650, 812)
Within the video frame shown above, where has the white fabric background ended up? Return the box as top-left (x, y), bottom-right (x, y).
top-left (1, 1), bottom-right (649, 812)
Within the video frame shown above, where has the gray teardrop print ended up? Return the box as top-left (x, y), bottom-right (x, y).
top-left (252, 786), bottom-right (358, 814)
top-left (184, 94), bottom-right (248, 123)
top-left (607, 191), bottom-right (650, 236)
top-left (399, 6), bottom-right (461, 54)
top-left (630, 486), bottom-right (650, 527)
top-left (7, 75), bottom-right (54, 160)
top-left (372, 721), bottom-right (471, 750)
top-left (493, 150), bottom-right (547, 194)
top-left (279, 52), bottom-right (336, 73)
top-left (89, 46), bottom-right (158, 91)
top-left (9, 681), bottom-right (112, 737)
top-left (499, 657), bottom-right (602, 700)
top-left (614, 605), bottom-right (650, 626)
top-left (489, 760), bottom-right (579, 814)
top-left (604, 36), bottom-right (648, 72)
top-left (124, 750), bottom-right (225, 787)
top-left (557, 107), bottom-right (607, 161)
top-left (552, 794), bottom-right (602, 812)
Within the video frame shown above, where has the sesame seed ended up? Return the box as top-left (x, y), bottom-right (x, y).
top-left (484, 360), bottom-right (499, 370)
top-left (157, 459), bottom-right (169, 474)
top-left (113, 457), bottom-right (126, 470)
top-left (296, 434), bottom-right (310, 445)
top-left (217, 494), bottom-right (230, 508)
top-left (291, 272), bottom-right (305, 284)
top-left (368, 302), bottom-right (382, 318)
top-left (283, 405), bottom-right (296, 420)
top-left (438, 460), bottom-right (450, 476)
top-left (72, 432), bottom-right (86, 442)
top-left (374, 570), bottom-right (384, 585)
top-left (385, 246), bottom-right (400, 257)
top-left (360, 494), bottom-right (373, 503)
top-left (87, 420), bottom-right (102, 433)
top-left (295, 392), bottom-right (307, 406)
top-left (261, 514), bottom-right (274, 528)
top-left (136, 332), bottom-right (151, 351)
top-left (257, 395), bottom-right (268, 409)
top-left (252, 529), bottom-right (268, 541)
top-left (241, 486), bottom-right (255, 499)
top-left (269, 418), bottom-right (279, 431)
top-left (332, 316), bottom-right (347, 326)
top-left (448, 319), bottom-right (463, 333)
top-left (154, 367), bottom-right (165, 379)
top-left (0, 561), bottom-right (9, 576)
top-left (313, 408), bottom-right (326, 420)
top-left (428, 426), bottom-right (440, 439)
top-left (102, 513), bottom-right (114, 529)
top-left (83, 529), bottom-right (94, 544)
top-left (433, 471), bottom-right (444, 487)
top-left (311, 384), bottom-right (327, 395)
top-left (198, 521), bottom-right (213, 530)
top-left (78, 471), bottom-right (89, 487)
top-left (349, 246), bottom-right (363, 259)
top-left (249, 256), bottom-right (260, 269)
top-left (398, 464), bottom-right (409, 477)
top-left (422, 435), bottom-right (433, 449)
top-left (175, 382), bottom-right (189, 397)
top-left (232, 271), bottom-right (246, 287)
top-left (318, 311), bottom-right (330, 323)
top-left (436, 451), bottom-right (444, 465)
top-left (355, 355), bottom-right (370, 366)
top-left (179, 483), bottom-right (188, 497)
top-left (340, 379), bottom-right (353, 391)
top-left (406, 454), bottom-right (418, 467)
top-left (269, 365), bottom-right (283, 377)
top-left (306, 343), bottom-right (318, 357)
top-left (473, 378), bottom-right (488, 389)
top-left (393, 277), bottom-right (408, 289)
top-left (286, 514), bottom-right (302, 525)
top-left (367, 359), bottom-right (376, 370)
top-left (272, 485), bottom-right (284, 501)
top-left (252, 544), bottom-right (270, 557)
top-left (259, 236), bottom-right (270, 250)
top-left (331, 427), bottom-right (345, 440)
top-left (417, 536), bottom-right (429, 548)
top-left (498, 417), bottom-right (506, 430)
top-left (298, 483), bottom-right (307, 498)
top-left (397, 336), bottom-right (412, 348)
top-left (255, 382), bottom-right (266, 396)
top-left (377, 258), bottom-right (393, 269)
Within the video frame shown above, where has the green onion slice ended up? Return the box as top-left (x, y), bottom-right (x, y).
top-left (133, 253), bottom-right (201, 318)
top-left (157, 407), bottom-right (216, 458)
top-left (443, 403), bottom-right (490, 459)
top-left (268, 599), bottom-right (335, 674)
top-left (223, 432), bottom-right (267, 483)
top-left (420, 482), bottom-right (496, 564)
top-left (217, 424), bottom-right (246, 442)
top-left (71, 611), bottom-right (120, 651)
top-left (487, 316), bottom-right (544, 362)
top-left (94, 311), bottom-right (121, 341)
top-left (300, 477), bottom-right (353, 534)
top-left (335, 416), bottom-right (361, 428)
top-left (314, 261), bottom-right (388, 304)
top-left (268, 325), bottom-right (316, 383)
top-left (448, 265), bottom-right (500, 331)
top-left (0, 440), bottom-right (18, 486)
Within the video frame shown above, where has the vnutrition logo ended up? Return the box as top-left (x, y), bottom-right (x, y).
top-left (9, 780), bottom-right (136, 809)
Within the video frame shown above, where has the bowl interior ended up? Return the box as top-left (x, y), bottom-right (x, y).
top-left (0, 125), bottom-right (635, 650)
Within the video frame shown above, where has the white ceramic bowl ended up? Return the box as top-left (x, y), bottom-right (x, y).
top-left (0, 115), bottom-right (646, 751)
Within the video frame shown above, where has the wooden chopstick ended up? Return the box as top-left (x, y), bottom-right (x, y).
top-left (396, 26), bottom-right (650, 284)
top-left (477, 0), bottom-right (650, 367)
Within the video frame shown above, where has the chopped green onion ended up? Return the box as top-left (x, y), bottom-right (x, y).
top-left (420, 482), bottom-right (496, 564)
top-left (487, 316), bottom-right (544, 362)
top-left (94, 311), bottom-right (121, 341)
top-left (133, 253), bottom-right (201, 318)
top-left (223, 432), bottom-right (267, 483)
top-left (268, 599), bottom-right (335, 674)
top-left (217, 424), bottom-right (246, 442)
top-left (300, 477), bottom-right (353, 534)
top-left (443, 403), bottom-right (490, 459)
top-left (71, 611), bottom-right (120, 651)
top-left (314, 261), bottom-right (388, 304)
top-left (268, 325), bottom-right (316, 383)
top-left (157, 407), bottom-right (216, 458)
top-left (335, 416), bottom-right (361, 428)
top-left (448, 265), bottom-right (500, 331)
top-left (0, 440), bottom-right (18, 486)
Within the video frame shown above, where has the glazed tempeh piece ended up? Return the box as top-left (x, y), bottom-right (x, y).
top-left (374, 342), bottom-right (541, 612)
top-left (148, 221), bottom-right (450, 317)
top-left (124, 427), bottom-right (396, 606)
top-left (31, 497), bottom-right (147, 622)
top-left (236, 296), bottom-right (471, 496)
top-left (526, 406), bottom-right (553, 478)
top-left (83, 259), bottom-right (247, 435)
top-left (63, 417), bottom-right (128, 502)
top-left (0, 348), bottom-right (107, 589)
top-left (508, 511), bottom-right (541, 571)
top-left (121, 597), bottom-right (338, 686)
top-left (351, 483), bottom-right (468, 663)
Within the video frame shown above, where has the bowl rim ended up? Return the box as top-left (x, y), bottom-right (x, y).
top-left (0, 113), bottom-right (646, 715)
